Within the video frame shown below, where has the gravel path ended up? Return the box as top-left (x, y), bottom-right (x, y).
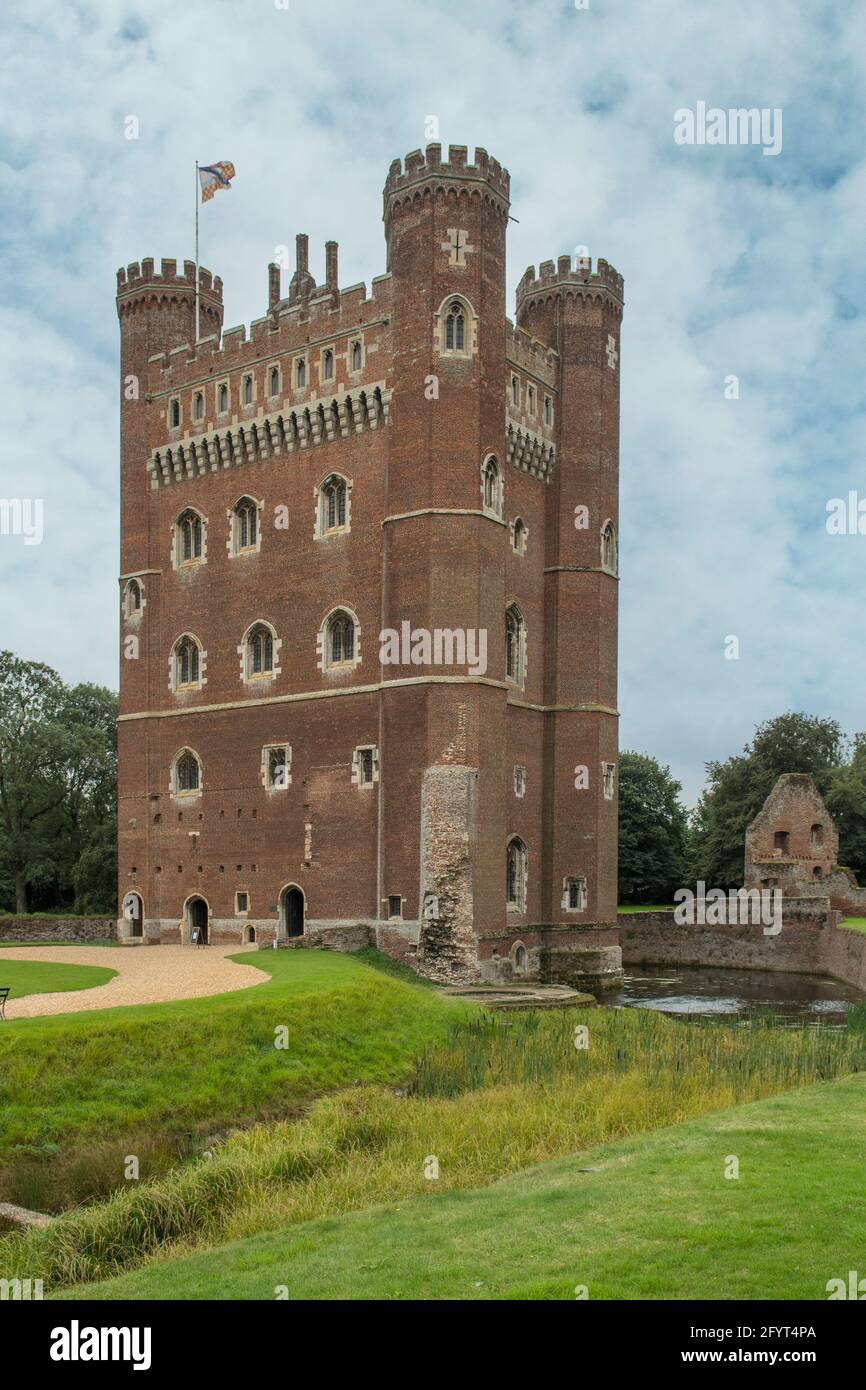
top-left (0, 944), bottom-right (270, 1019)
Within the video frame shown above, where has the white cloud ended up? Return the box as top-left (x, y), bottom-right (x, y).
top-left (1, 0), bottom-right (864, 804)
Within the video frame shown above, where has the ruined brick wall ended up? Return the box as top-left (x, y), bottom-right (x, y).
top-left (618, 902), bottom-right (841, 975)
top-left (417, 764), bottom-right (478, 981)
top-left (744, 773), bottom-right (839, 891)
top-left (807, 866), bottom-right (866, 917)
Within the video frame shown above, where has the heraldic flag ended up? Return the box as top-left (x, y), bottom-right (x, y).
top-left (199, 161), bottom-right (236, 203)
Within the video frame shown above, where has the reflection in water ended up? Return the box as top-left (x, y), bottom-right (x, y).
top-left (603, 963), bottom-right (865, 1026)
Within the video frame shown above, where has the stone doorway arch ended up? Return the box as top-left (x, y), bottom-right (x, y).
top-left (186, 895), bottom-right (209, 946)
top-left (122, 891), bottom-right (144, 939)
top-left (279, 885), bottom-right (305, 940)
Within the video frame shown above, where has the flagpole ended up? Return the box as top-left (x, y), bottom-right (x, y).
top-left (195, 159), bottom-right (200, 344)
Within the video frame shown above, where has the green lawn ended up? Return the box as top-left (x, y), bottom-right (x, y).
top-left (841, 918), bottom-right (866, 934)
top-left (0, 950), bottom-right (468, 1196)
top-left (7, 1002), bottom-right (866, 1291)
top-left (0, 957), bottom-right (116, 1001)
top-left (61, 1072), bottom-right (866, 1301)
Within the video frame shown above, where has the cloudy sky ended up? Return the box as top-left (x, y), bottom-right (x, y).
top-left (1, 0), bottom-right (864, 805)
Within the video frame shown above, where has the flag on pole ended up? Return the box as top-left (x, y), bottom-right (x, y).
top-left (198, 161), bottom-right (236, 203)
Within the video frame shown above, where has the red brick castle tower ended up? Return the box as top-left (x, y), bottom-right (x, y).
top-left (115, 144), bottom-right (624, 988)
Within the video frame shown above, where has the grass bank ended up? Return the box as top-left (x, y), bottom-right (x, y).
top-left (0, 949), bottom-right (468, 1210)
top-left (0, 957), bottom-right (116, 1002)
top-left (6, 1003), bottom-right (866, 1293)
top-left (60, 1072), bottom-right (866, 1300)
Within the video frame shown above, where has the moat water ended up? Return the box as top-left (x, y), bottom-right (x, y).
top-left (603, 963), bottom-right (866, 1026)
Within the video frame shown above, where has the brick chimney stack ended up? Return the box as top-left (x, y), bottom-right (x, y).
top-left (325, 240), bottom-right (339, 292)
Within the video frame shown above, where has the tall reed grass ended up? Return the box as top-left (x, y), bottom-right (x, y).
top-left (4, 1004), bottom-right (866, 1293)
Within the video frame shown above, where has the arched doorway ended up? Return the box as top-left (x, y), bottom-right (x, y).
top-left (280, 886), bottom-right (305, 939)
top-left (122, 892), bottom-right (143, 939)
top-left (244, 925), bottom-right (257, 944)
top-left (187, 896), bottom-right (209, 946)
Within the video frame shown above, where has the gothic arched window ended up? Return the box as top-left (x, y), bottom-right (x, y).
top-left (232, 497), bottom-right (258, 554)
top-left (319, 475), bottom-right (348, 534)
top-left (173, 635), bottom-right (201, 690)
top-left (506, 838), bottom-right (527, 911)
top-left (327, 611), bottom-right (355, 666)
top-left (505, 604), bottom-right (525, 685)
top-left (124, 579), bottom-right (142, 618)
top-left (176, 509), bottom-right (204, 566)
top-left (601, 520), bottom-right (618, 575)
top-left (445, 300), bottom-right (465, 352)
top-left (483, 456), bottom-right (501, 516)
top-left (246, 623), bottom-right (274, 678)
top-left (173, 749), bottom-right (201, 794)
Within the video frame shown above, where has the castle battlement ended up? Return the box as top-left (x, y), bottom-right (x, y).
top-left (516, 254), bottom-right (624, 310)
top-left (505, 322), bottom-right (559, 387)
top-left (383, 143), bottom-right (510, 207)
top-left (116, 258), bottom-right (223, 304)
top-left (142, 272), bottom-right (393, 391)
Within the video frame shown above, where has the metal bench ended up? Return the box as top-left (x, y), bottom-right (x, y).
top-left (0, 986), bottom-right (9, 1021)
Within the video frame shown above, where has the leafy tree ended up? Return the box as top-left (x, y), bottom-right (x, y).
top-left (0, 652), bottom-right (117, 914)
top-left (690, 712), bottom-right (844, 888)
top-left (825, 735), bottom-right (866, 884)
top-left (618, 751), bottom-right (690, 903)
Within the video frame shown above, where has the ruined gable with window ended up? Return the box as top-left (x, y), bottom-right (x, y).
top-left (744, 772), bottom-right (866, 915)
top-left (744, 774), bottom-right (838, 894)
top-left (115, 144), bottom-right (623, 989)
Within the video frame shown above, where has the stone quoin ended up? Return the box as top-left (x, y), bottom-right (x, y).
top-left (115, 144), bottom-right (625, 988)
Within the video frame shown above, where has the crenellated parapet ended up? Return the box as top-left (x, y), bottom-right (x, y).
top-left (505, 321), bottom-right (559, 389)
top-left (516, 254), bottom-right (624, 317)
top-left (116, 258), bottom-right (223, 318)
top-left (383, 143), bottom-right (510, 225)
top-left (143, 273), bottom-right (393, 394)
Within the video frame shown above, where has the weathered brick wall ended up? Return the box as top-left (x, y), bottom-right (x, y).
top-left (616, 904), bottom-right (866, 993)
top-left (417, 764), bottom-right (478, 980)
top-left (0, 917), bottom-right (116, 943)
top-left (809, 866), bottom-right (866, 917)
top-left (745, 773), bottom-right (839, 891)
top-left (818, 923), bottom-right (866, 992)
